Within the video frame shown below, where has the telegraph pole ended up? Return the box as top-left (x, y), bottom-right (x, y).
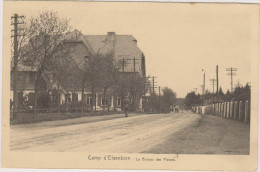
top-left (127, 57), bottom-right (140, 111)
top-left (209, 78), bottom-right (216, 94)
top-left (11, 14), bottom-right (24, 119)
top-left (203, 72), bottom-right (205, 95)
top-left (216, 65), bottom-right (219, 96)
top-left (159, 86), bottom-right (161, 113)
top-left (151, 76), bottom-right (157, 113)
top-left (226, 67), bottom-right (237, 92)
top-left (118, 56), bottom-right (128, 72)
top-left (119, 57), bottom-right (141, 111)
top-left (152, 76), bottom-right (154, 112)
top-left (201, 69), bottom-right (206, 95)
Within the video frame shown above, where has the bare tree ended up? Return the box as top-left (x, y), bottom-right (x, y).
top-left (20, 11), bottom-right (77, 116)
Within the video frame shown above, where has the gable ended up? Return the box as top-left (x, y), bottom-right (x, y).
top-left (84, 34), bottom-right (143, 73)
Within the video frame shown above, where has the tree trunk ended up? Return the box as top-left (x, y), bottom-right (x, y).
top-left (94, 92), bottom-right (97, 112)
top-left (33, 71), bottom-right (43, 120)
top-left (113, 90), bottom-right (117, 112)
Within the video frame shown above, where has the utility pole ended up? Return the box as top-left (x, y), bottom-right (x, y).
top-left (150, 76), bottom-right (157, 113)
top-left (159, 86), bottom-right (161, 113)
top-left (11, 14), bottom-right (24, 119)
top-left (201, 69), bottom-right (206, 94)
top-left (126, 57), bottom-right (140, 111)
top-left (203, 72), bottom-right (205, 95)
top-left (209, 78), bottom-right (216, 94)
top-left (118, 56), bottom-right (129, 72)
top-left (226, 67), bottom-right (237, 92)
top-left (152, 76), bottom-right (154, 113)
top-left (201, 69), bottom-right (206, 104)
top-left (216, 65), bottom-right (219, 96)
top-left (119, 56), bottom-right (141, 111)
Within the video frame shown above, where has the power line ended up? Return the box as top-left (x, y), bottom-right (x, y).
top-left (226, 67), bottom-right (237, 92)
top-left (202, 69), bottom-right (206, 102)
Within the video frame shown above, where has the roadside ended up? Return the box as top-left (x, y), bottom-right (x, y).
top-left (10, 111), bottom-right (126, 125)
top-left (144, 114), bottom-right (250, 154)
top-left (11, 112), bottom-right (147, 129)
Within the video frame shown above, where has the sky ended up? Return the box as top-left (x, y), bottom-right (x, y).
top-left (3, 2), bottom-right (256, 98)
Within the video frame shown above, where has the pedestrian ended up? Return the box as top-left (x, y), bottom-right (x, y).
top-left (124, 96), bottom-right (129, 117)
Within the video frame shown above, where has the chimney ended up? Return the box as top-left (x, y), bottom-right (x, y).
top-left (133, 39), bottom-right (137, 45)
top-left (107, 32), bottom-right (116, 41)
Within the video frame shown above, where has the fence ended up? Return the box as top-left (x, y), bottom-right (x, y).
top-left (192, 100), bottom-right (250, 123)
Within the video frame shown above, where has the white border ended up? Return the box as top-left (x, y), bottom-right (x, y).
top-left (0, 0), bottom-right (258, 172)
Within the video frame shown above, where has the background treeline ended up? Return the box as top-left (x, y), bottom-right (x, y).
top-left (184, 83), bottom-right (251, 109)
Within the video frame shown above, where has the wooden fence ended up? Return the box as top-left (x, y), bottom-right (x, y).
top-left (192, 101), bottom-right (250, 123)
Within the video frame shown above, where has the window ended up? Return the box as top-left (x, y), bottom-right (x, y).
top-left (86, 97), bottom-right (92, 106)
top-left (117, 98), bottom-right (121, 106)
top-left (101, 97), bottom-right (108, 106)
top-left (72, 93), bottom-right (78, 102)
top-left (65, 94), bottom-right (71, 103)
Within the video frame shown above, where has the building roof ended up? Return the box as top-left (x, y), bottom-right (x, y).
top-left (84, 33), bottom-right (143, 72)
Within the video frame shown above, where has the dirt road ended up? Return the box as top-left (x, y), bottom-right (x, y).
top-left (10, 111), bottom-right (249, 154)
top-left (10, 112), bottom-right (201, 152)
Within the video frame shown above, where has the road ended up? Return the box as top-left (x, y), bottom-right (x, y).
top-left (10, 111), bottom-right (249, 154)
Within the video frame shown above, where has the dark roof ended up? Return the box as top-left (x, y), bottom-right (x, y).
top-left (84, 34), bottom-right (143, 73)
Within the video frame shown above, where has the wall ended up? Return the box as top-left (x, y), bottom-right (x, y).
top-left (192, 101), bottom-right (250, 123)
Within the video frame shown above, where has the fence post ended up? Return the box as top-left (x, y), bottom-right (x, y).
top-left (239, 101), bottom-right (243, 121)
top-left (214, 104), bottom-right (216, 115)
top-left (230, 101), bottom-right (233, 119)
top-left (218, 103), bottom-right (221, 116)
top-left (234, 101), bottom-right (238, 120)
top-left (215, 103), bottom-right (218, 116)
top-left (244, 100), bottom-right (249, 123)
top-left (221, 102), bottom-right (223, 117)
top-left (216, 103), bottom-right (218, 116)
top-left (227, 102), bottom-right (230, 118)
top-left (224, 102), bottom-right (226, 118)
